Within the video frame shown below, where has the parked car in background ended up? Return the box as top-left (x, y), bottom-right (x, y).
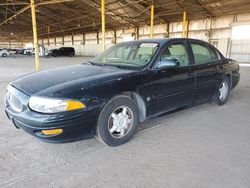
top-left (0, 49), bottom-right (10, 57)
top-left (47, 47), bottom-right (75, 57)
top-left (24, 48), bottom-right (35, 56)
top-left (4, 38), bottom-right (240, 146)
top-left (7, 49), bottom-right (18, 55)
top-left (16, 49), bottom-right (25, 54)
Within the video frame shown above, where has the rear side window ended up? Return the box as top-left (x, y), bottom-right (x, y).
top-left (191, 43), bottom-right (219, 64)
top-left (65, 48), bottom-right (74, 51)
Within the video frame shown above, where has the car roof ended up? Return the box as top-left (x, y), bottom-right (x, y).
top-left (119, 38), bottom-right (208, 46)
top-left (119, 38), bottom-right (170, 45)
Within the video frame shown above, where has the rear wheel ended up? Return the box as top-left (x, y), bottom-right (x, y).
top-left (215, 77), bottom-right (230, 105)
top-left (2, 53), bottom-right (7, 57)
top-left (96, 95), bottom-right (139, 146)
top-left (68, 52), bottom-right (75, 57)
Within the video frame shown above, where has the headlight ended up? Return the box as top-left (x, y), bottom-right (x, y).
top-left (29, 96), bottom-right (85, 113)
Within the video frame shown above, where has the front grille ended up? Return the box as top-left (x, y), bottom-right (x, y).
top-left (6, 90), bottom-right (23, 112)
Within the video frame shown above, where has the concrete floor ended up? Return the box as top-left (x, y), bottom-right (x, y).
top-left (0, 55), bottom-right (250, 188)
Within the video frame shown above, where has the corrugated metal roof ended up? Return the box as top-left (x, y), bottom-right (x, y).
top-left (0, 0), bottom-right (250, 40)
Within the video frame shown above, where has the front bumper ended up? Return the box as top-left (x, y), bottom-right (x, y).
top-left (5, 86), bottom-right (99, 143)
top-left (5, 107), bottom-right (98, 143)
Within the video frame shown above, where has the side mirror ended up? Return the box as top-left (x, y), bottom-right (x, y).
top-left (157, 57), bottom-right (180, 69)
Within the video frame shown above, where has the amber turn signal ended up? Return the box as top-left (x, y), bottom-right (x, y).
top-left (66, 100), bottom-right (85, 111)
top-left (42, 129), bottom-right (63, 135)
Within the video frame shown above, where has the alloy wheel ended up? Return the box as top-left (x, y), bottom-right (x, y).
top-left (108, 106), bottom-right (134, 138)
top-left (219, 81), bottom-right (229, 101)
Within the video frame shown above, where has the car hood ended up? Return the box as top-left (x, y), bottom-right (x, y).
top-left (11, 64), bottom-right (134, 96)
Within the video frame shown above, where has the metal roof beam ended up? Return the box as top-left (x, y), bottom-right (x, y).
top-left (0, 0), bottom-right (76, 26)
top-left (79, 0), bottom-right (135, 27)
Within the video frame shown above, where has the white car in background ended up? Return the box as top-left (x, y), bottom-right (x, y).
top-left (0, 49), bottom-right (10, 57)
top-left (24, 48), bottom-right (35, 56)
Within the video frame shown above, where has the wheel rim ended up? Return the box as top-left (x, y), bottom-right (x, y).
top-left (108, 106), bottom-right (134, 138)
top-left (219, 81), bottom-right (229, 101)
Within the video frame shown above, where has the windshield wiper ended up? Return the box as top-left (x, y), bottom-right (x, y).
top-left (88, 61), bottom-right (105, 66)
top-left (88, 61), bottom-right (120, 68)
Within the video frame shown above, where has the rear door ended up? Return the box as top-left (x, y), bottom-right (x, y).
top-left (188, 41), bottom-right (224, 104)
top-left (150, 40), bottom-right (195, 115)
top-left (64, 48), bottom-right (74, 56)
top-left (60, 47), bottom-right (66, 55)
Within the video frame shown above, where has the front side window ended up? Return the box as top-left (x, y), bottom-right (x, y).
top-left (91, 42), bottom-right (159, 69)
top-left (191, 43), bottom-right (219, 64)
top-left (160, 43), bottom-right (189, 66)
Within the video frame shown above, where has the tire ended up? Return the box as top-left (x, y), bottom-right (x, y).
top-left (2, 53), bottom-right (7, 57)
top-left (96, 95), bottom-right (139, 146)
top-left (68, 53), bottom-right (75, 57)
top-left (52, 53), bottom-right (58, 57)
top-left (215, 77), bottom-right (230, 106)
top-left (27, 52), bottom-right (32, 56)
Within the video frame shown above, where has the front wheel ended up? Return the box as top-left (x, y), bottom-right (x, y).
top-left (215, 77), bottom-right (230, 105)
top-left (52, 53), bottom-right (58, 57)
top-left (2, 53), bottom-right (7, 57)
top-left (96, 95), bottom-right (139, 146)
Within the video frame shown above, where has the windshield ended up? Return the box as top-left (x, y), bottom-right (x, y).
top-left (91, 42), bottom-right (159, 70)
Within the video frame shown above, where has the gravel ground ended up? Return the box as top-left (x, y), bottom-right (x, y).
top-left (0, 55), bottom-right (249, 188)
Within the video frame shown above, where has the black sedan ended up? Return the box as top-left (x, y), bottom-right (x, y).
top-left (4, 38), bottom-right (240, 146)
top-left (47, 47), bottom-right (75, 57)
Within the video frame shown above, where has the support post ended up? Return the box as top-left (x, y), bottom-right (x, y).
top-left (82, 33), bottom-right (85, 45)
top-left (30, 0), bottom-right (40, 71)
top-left (150, 4), bottom-right (154, 38)
top-left (208, 17), bottom-right (212, 43)
top-left (182, 11), bottom-right (188, 38)
top-left (47, 26), bottom-right (50, 46)
top-left (101, 0), bottom-right (106, 51)
top-left (97, 32), bottom-right (99, 44)
top-left (166, 22), bottom-right (169, 37)
top-left (162, 22), bottom-right (170, 38)
top-left (136, 26), bottom-right (139, 39)
top-left (114, 30), bottom-right (117, 44)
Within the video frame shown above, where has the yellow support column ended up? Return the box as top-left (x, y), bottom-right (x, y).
top-left (182, 11), bottom-right (188, 38)
top-left (30, 0), bottom-right (40, 71)
top-left (150, 4), bottom-right (154, 38)
top-left (101, 0), bottom-right (106, 51)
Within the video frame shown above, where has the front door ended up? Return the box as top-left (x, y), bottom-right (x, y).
top-left (150, 41), bottom-right (195, 116)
